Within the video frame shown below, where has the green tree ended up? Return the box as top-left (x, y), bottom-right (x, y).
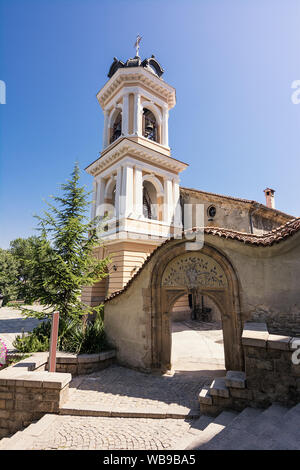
top-left (9, 236), bottom-right (47, 302)
top-left (23, 163), bottom-right (109, 320)
top-left (0, 249), bottom-right (19, 305)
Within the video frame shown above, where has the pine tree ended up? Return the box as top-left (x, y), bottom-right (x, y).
top-left (23, 164), bottom-right (109, 320)
top-left (0, 249), bottom-right (19, 305)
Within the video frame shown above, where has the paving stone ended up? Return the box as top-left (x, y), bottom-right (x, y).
top-left (61, 364), bottom-right (210, 418)
top-left (8, 415), bottom-right (193, 450)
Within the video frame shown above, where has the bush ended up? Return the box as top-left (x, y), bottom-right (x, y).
top-left (13, 309), bottom-right (110, 355)
top-left (13, 326), bottom-right (50, 353)
top-left (61, 314), bottom-right (109, 354)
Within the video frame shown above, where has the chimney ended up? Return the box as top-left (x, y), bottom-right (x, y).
top-left (264, 188), bottom-right (275, 209)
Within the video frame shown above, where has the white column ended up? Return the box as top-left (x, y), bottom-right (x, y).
top-left (121, 165), bottom-right (134, 217)
top-left (163, 178), bottom-right (173, 224)
top-left (91, 180), bottom-right (97, 220)
top-left (173, 178), bottom-right (182, 227)
top-left (95, 176), bottom-right (105, 217)
top-left (162, 105), bottom-right (169, 147)
top-left (134, 166), bottom-right (143, 218)
top-left (102, 110), bottom-right (109, 149)
top-left (115, 167), bottom-right (122, 218)
top-left (122, 94), bottom-right (129, 136)
top-left (133, 92), bottom-right (142, 136)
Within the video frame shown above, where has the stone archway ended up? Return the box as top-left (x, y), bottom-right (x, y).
top-left (150, 240), bottom-right (243, 372)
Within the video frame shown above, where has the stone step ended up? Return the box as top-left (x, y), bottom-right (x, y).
top-left (0, 437), bottom-right (11, 449)
top-left (0, 430), bottom-right (25, 450)
top-left (60, 402), bottom-right (199, 419)
top-left (225, 370), bottom-right (246, 389)
top-left (284, 402), bottom-right (300, 420)
top-left (198, 407), bottom-right (263, 450)
top-left (255, 403), bottom-right (288, 427)
top-left (198, 403), bottom-right (300, 450)
top-left (250, 404), bottom-right (300, 450)
top-left (172, 415), bottom-right (215, 450)
top-left (185, 410), bottom-right (238, 450)
top-left (0, 414), bottom-right (58, 450)
top-left (231, 404), bottom-right (293, 450)
top-left (198, 386), bottom-right (212, 405)
top-left (209, 377), bottom-right (229, 398)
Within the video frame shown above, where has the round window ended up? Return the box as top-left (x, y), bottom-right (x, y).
top-left (208, 205), bottom-right (216, 218)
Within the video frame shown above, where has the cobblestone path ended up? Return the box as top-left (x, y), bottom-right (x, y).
top-left (62, 365), bottom-right (212, 417)
top-left (26, 415), bottom-right (193, 450)
top-left (0, 317), bottom-right (224, 450)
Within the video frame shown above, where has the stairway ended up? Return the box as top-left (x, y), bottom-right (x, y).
top-left (174, 403), bottom-right (300, 450)
top-left (0, 415), bottom-right (57, 450)
top-left (2, 403), bottom-right (300, 450)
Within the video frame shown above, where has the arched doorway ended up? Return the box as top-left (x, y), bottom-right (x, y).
top-left (150, 240), bottom-right (243, 372)
top-left (170, 292), bottom-right (225, 373)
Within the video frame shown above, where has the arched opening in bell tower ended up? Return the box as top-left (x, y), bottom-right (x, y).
top-left (143, 108), bottom-right (158, 142)
top-left (143, 180), bottom-right (158, 220)
top-left (110, 111), bottom-right (122, 144)
top-left (104, 180), bottom-right (116, 219)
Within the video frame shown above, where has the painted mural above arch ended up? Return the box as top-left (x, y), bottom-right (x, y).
top-left (161, 252), bottom-right (228, 289)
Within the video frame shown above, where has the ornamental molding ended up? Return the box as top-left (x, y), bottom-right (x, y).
top-left (162, 253), bottom-right (228, 289)
top-left (103, 86), bottom-right (168, 113)
top-left (97, 68), bottom-right (176, 110)
top-left (85, 139), bottom-right (188, 176)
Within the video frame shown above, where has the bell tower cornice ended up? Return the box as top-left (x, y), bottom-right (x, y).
top-left (85, 138), bottom-right (188, 177)
top-left (97, 67), bottom-right (176, 110)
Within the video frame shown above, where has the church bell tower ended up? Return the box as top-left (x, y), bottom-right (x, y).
top-left (83, 41), bottom-right (188, 304)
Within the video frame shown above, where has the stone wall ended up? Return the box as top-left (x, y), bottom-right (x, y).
top-left (0, 350), bottom-right (116, 439)
top-left (249, 305), bottom-right (300, 337)
top-left (213, 232), bottom-right (300, 336)
top-left (0, 354), bottom-right (71, 439)
top-left (199, 322), bottom-right (300, 416)
top-left (242, 322), bottom-right (300, 407)
top-left (180, 188), bottom-right (291, 235)
top-left (53, 351), bottom-right (116, 375)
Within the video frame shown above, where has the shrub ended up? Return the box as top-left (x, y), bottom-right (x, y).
top-left (61, 313), bottom-right (109, 354)
top-left (13, 308), bottom-right (110, 355)
top-left (13, 328), bottom-right (50, 353)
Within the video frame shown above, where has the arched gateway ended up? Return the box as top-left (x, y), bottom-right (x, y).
top-left (150, 240), bottom-right (243, 372)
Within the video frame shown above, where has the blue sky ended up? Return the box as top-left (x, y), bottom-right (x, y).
top-left (0, 0), bottom-right (299, 248)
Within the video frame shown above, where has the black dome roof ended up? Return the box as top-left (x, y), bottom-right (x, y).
top-left (108, 55), bottom-right (164, 79)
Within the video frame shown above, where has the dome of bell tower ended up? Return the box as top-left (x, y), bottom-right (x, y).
top-left (108, 55), bottom-right (164, 79)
